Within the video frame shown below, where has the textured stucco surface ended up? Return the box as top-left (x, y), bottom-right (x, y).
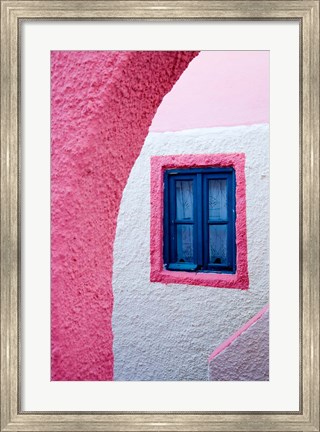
top-left (150, 153), bottom-right (249, 289)
top-left (51, 51), bottom-right (198, 380)
top-left (112, 124), bottom-right (269, 381)
top-left (208, 308), bottom-right (269, 381)
top-left (150, 51), bottom-right (269, 132)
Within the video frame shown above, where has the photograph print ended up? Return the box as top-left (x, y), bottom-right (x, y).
top-left (51, 50), bottom-right (269, 381)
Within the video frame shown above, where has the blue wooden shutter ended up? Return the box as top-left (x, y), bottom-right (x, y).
top-left (164, 168), bottom-right (236, 273)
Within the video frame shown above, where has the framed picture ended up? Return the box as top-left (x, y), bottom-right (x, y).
top-left (1, 1), bottom-right (319, 431)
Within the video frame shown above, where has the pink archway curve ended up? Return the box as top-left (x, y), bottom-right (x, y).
top-left (51, 51), bottom-right (199, 380)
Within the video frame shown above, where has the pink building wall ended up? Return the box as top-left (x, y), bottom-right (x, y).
top-left (150, 51), bottom-right (269, 132)
top-left (51, 51), bottom-right (198, 380)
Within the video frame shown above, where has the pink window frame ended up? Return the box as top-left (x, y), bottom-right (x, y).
top-left (150, 153), bottom-right (249, 289)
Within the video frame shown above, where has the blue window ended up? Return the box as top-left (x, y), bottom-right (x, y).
top-left (164, 167), bottom-right (236, 273)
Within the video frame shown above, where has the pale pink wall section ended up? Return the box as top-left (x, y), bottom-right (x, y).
top-left (150, 51), bottom-right (269, 131)
top-left (51, 51), bottom-right (198, 380)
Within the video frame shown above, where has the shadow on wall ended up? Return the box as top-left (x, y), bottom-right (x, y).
top-left (208, 305), bottom-right (269, 381)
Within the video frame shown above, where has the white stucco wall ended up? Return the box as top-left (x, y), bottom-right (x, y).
top-left (112, 124), bottom-right (269, 381)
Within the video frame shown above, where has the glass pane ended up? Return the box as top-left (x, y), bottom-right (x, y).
top-left (177, 225), bottom-right (194, 263)
top-left (176, 180), bottom-right (193, 220)
top-left (209, 225), bottom-right (228, 265)
top-left (208, 179), bottom-right (227, 220)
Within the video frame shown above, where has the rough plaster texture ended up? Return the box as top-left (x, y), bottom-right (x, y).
top-left (150, 153), bottom-right (249, 289)
top-left (150, 51), bottom-right (269, 132)
top-left (208, 307), bottom-right (269, 381)
top-left (112, 124), bottom-right (269, 381)
top-left (51, 50), bottom-right (198, 380)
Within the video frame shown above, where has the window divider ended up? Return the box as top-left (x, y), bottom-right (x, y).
top-left (196, 173), bottom-right (203, 268)
top-left (163, 171), bottom-right (170, 265)
top-left (202, 175), bottom-right (209, 270)
top-left (169, 175), bottom-right (176, 264)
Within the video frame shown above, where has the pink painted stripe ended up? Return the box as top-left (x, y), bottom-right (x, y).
top-left (208, 304), bottom-right (269, 362)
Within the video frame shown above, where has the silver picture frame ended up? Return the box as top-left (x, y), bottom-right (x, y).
top-left (1, 1), bottom-right (319, 431)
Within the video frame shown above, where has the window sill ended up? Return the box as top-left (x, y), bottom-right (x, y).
top-left (150, 269), bottom-right (248, 289)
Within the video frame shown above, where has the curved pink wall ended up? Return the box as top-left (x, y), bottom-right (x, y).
top-left (51, 51), bottom-right (198, 380)
top-left (150, 51), bottom-right (269, 132)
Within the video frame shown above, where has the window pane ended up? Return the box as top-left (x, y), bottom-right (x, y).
top-left (177, 225), bottom-right (194, 263)
top-left (208, 179), bottom-right (227, 220)
top-left (176, 180), bottom-right (193, 220)
top-left (209, 225), bottom-right (228, 265)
